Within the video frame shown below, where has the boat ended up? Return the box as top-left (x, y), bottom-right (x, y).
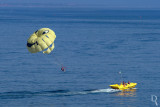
top-left (110, 82), bottom-right (137, 90)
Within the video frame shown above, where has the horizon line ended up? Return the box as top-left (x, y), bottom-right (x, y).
top-left (0, 3), bottom-right (160, 10)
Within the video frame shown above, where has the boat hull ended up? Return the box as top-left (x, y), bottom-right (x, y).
top-left (110, 83), bottom-right (137, 90)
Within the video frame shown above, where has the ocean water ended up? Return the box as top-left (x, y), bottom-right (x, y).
top-left (0, 7), bottom-right (160, 107)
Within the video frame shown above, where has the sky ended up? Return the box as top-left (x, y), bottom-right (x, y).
top-left (0, 0), bottom-right (160, 9)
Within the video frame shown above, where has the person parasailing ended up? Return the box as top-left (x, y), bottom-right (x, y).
top-left (61, 66), bottom-right (66, 72)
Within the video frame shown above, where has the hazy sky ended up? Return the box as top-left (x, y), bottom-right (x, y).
top-left (0, 0), bottom-right (160, 9)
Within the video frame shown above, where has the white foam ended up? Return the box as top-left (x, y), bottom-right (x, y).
top-left (34, 88), bottom-right (120, 97)
top-left (90, 88), bottom-right (120, 93)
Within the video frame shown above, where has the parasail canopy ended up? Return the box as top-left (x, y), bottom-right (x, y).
top-left (27, 28), bottom-right (56, 54)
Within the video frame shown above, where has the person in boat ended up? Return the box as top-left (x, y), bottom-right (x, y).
top-left (123, 81), bottom-right (125, 87)
top-left (128, 81), bottom-right (130, 84)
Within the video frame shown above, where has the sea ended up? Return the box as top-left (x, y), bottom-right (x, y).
top-left (0, 6), bottom-right (160, 107)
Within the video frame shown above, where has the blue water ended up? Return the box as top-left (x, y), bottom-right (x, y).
top-left (0, 7), bottom-right (160, 107)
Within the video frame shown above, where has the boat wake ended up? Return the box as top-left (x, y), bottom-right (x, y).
top-left (84, 88), bottom-right (120, 94)
top-left (0, 88), bottom-right (120, 99)
top-left (64, 88), bottom-right (120, 96)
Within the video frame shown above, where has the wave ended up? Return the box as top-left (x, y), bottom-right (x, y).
top-left (0, 88), bottom-right (119, 99)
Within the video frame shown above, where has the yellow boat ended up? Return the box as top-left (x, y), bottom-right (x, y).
top-left (110, 82), bottom-right (137, 90)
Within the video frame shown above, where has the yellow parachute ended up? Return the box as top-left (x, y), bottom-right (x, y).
top-left (27, 28), bottom-right (56, 54)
